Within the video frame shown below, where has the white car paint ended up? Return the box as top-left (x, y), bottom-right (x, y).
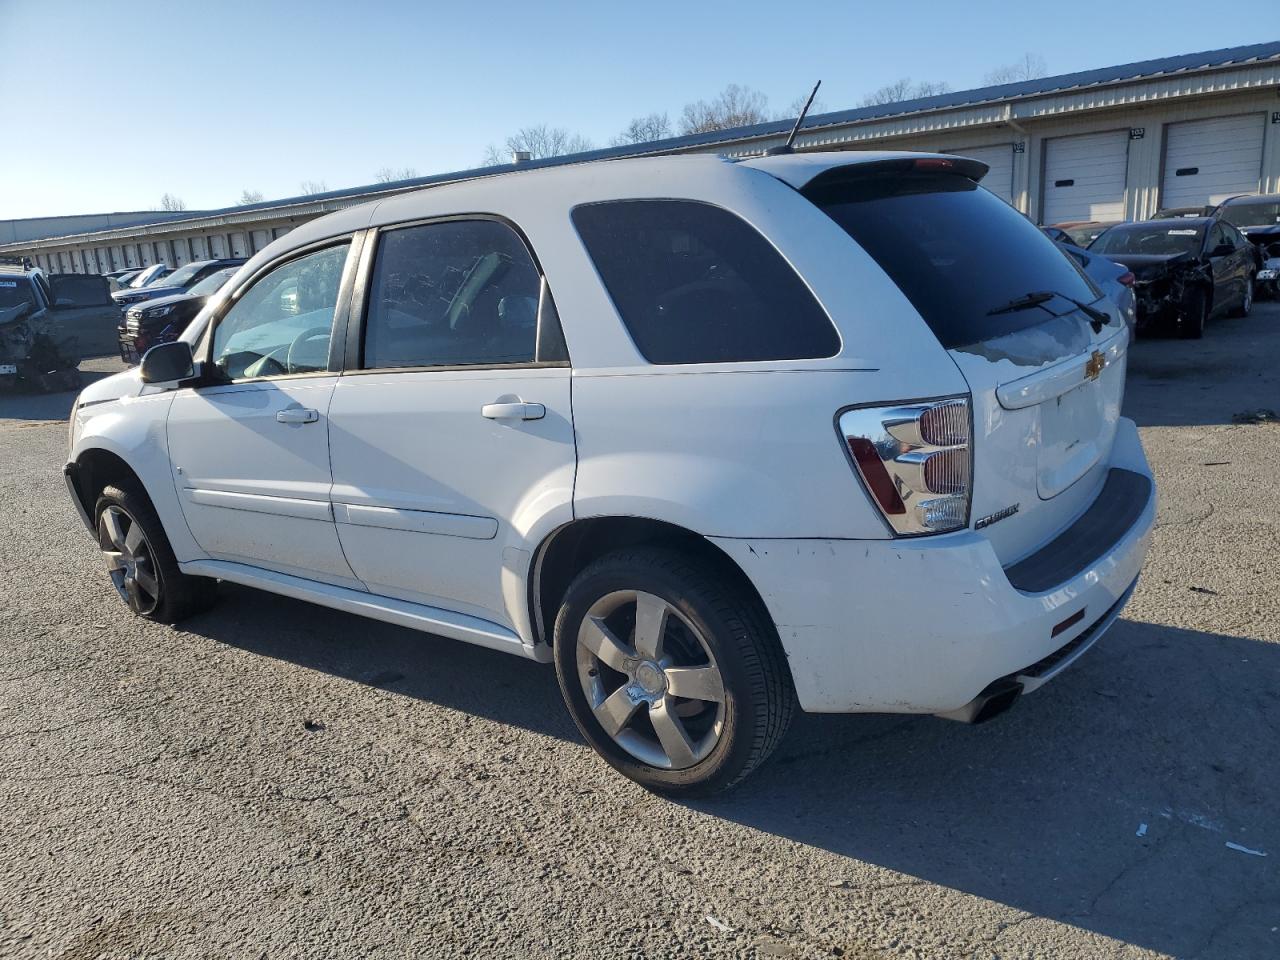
top-left (67, 151), bottom-right (1155, 714)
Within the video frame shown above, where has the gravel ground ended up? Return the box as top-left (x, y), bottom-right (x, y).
top-left (1, 307), bottom-right (1278, 960)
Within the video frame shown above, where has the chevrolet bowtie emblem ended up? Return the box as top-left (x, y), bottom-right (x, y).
top-left (1085, 350), bottom-right (1106, 381)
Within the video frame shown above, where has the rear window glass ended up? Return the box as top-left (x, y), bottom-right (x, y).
top-left (805, 172), bottom-right (1099, 350)
top-left (572, 200), bottom-right (839, 364)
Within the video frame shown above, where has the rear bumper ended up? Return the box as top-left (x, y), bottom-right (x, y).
top-left (713, 417), bottom-right (1155, 714)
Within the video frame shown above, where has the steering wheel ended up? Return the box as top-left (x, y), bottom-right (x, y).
top-left (286, 326), bottom-right (332, 374)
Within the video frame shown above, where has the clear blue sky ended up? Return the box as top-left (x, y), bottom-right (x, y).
top-left (0, 0), bottom-right (1273, 219)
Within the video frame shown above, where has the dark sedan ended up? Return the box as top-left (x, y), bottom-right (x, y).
top-left (116, 265), bottom-right (240, 363)
top-left (111, 258), bottom-right (243, 311)
top-left (1089, 218), bottom-right (1255, 338)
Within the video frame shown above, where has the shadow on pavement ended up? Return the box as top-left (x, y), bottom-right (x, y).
top-left (0, 365), bottom-right (117, 423)
top-left (188, 583), bottom-right (1280, 957)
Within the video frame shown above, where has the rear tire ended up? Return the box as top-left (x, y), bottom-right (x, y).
top-left (553, 547), bottom-right (795, 796)
top-left (1229, 276), bottom-right (1254, 318)
top-left (94, 481), bottom-right (216, 624)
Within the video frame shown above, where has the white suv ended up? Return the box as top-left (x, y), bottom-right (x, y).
top-left (65, 153), bottom-right (1155, 794)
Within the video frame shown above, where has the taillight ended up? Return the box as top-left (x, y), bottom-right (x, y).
top-left (838, 398), bottom-right (972, 536)
top-left (1117, 271), bottom-right (1135, 287)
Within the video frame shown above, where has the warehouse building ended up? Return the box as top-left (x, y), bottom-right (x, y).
top-left (6, 40), bottom-right (1280, 274)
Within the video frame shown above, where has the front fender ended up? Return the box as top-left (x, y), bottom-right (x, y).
top-left (69, 390), bottom-right (202, 563)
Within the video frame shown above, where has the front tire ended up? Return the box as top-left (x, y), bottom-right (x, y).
top-left (1178, 287), bottom-right (1208, 339)
top-left (553, 547), bottom-right (795, 795)
top-left (94, 481), bottom-right (216, 623)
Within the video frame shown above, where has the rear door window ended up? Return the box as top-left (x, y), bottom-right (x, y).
top-left (572, 200), bottom-right (839, 364)
top-left (804, 171), bottom-right (1099, 350)
top-left (361, 219), bottom-right (555, 369)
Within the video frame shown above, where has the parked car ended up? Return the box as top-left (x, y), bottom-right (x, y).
top-left (1049, 220), bottom-right (1120, 248)
top-left (1255, 242), bottom-right (1280, 299)
top-left (1089, 217), bottom-right (1255, 337)
top-left (111, 269), bottom-right (143, 288)
top-left (1215, 193), bottom-right (1280, 261)
top-left (113, 258), bottom-right (243, 311)
top-left (123, 264), bottom-right (172, 290)
top-left (0, 258), bottom-right (117, 391)
top-left (117, 265), bottom-right (241, 363)
top-left (64, 152), bottom-right (1154, 794)
top-left (1044, 230), bottom-right (1137, 331)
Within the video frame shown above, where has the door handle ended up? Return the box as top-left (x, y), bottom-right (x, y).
top-left (276, 407), bottom-right (319, 424)
top-left (481, 400), bottom-right (546, 421)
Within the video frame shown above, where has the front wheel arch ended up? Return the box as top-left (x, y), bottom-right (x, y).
top-left (70, 448), bottom-right (148, 528)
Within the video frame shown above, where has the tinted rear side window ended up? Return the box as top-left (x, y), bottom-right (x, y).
top-left (572, 200), bottom-right (839, 364)
top-left (805, 172), bottom-right (1099, 349)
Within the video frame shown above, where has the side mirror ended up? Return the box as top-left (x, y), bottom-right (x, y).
top-left (139, 341), bottom-right (195, 385)
top-left (1210, 243), bottom-right (1235, 258)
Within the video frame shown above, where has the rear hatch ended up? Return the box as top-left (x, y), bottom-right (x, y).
top-left (801, 161), bottom-right (1126, 565)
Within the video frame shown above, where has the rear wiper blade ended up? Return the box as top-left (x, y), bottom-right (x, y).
top-left (986, 290), bottom-right (1055, 316)
top-left (987, 289), bottom-right (1113, 331)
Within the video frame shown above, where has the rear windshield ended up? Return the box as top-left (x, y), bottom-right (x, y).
top-left (0, 277), bottom-right (38, 311)
top-left (1091, 223), bottom-right (1204, 256)
top-left (573, 199), bottom-right (840, 364)
top-left (805, 172), bottom-right (1098, 349)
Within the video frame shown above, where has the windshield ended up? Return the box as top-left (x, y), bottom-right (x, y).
top-left (1091, 224), bottom-right (1204, 256)
top-left (806, 172), bottom-right (1099, 349)
top-left (188, 268), bottom-right (237, 297)
top-left (0, 278), bottom-right (39, 311)
top-left (156, 262), bottom-right (206, 288)
top-left (129, 267), bottom-right (159, 288)
top-left (1221, 201), bottom-right (1280, 228)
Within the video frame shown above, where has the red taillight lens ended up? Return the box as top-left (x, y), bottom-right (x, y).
top-left (1117, 271), bottom-right (1135, 287)
top-left (839, 398), bottom-right (972, 536)
top-left (913, 157), bottom-right (955, 171)
top-left (847, 437), bottom-right (906, 515)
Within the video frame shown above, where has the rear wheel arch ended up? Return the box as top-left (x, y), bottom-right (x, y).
top-left (530, 517), bottom-right (781, 655)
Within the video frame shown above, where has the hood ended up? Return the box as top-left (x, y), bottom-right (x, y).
top-left (128, 290), bottom-right (204, 314)
top-left (76, 365), bottom-right (144, 405)
top-left (114, 283), bottom-right (183, 303)
top-left (1102, 251), bottom-right (1196, 277)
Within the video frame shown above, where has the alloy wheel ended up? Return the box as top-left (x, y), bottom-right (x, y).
top-left (575, 590), bottom-right (726, 770)
top-left (98, 505), bottom-right (160, 615)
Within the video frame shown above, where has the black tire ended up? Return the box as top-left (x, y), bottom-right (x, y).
top-left (1178, 287), bottom-right (1208, 339)
top-left (553, 546), bottom-right (795, 796)
top-left (1229, 275), bottom-right (1254, 318)
top-left (94, 480), bottom-right (217, 624)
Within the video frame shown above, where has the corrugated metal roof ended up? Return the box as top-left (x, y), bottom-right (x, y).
top-left (9, 41), bottom-right (1280, 249)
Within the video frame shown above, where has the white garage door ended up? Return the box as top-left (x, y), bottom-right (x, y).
top-left (250, 229), bottom-right (271, 253)
top-left (1161, 114), bottom-right (1264, 209)
top-left (1041, 130), bottom-right (1129, 224)
top-left (946, 144), bottom-right (1014, 204)
top-left (228, 232), bottom-right (248, 258)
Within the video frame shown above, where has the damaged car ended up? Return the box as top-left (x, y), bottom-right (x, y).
top-left (1089, 217), bottom-right (1255, 338)
top-left (0, 259), bottom-right (113, 392)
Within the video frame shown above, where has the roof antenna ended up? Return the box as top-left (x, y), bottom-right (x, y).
top-left (765, 80), bottom-right (821, 156)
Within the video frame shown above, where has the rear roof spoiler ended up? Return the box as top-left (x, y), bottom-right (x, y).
top-left (745, 151), bottom-right (990, 191)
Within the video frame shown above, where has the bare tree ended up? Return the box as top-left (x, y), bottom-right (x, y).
top-left (238, 189), bottom-right (264, 205)
top-left (482, 126), bottom-right (594, 166)
top-left (984, 53), bottom-right (1047, 85)
top-left (679, 84), bottom-right (770, 135)
top-left (609, 113), bottom-right (673, 146)
top-left (299, 180), bottom-right (329, 196)
top-left (159, 193), bottom-right (187, 211)
top-left (375, 166), bottom-right (420, 183)
top-left (859, 78), bottom-right (951, 107)
top-left (777, 92), bottom-right (826, 120)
